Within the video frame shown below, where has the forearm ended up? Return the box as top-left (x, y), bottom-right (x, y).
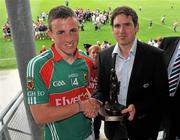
top-left (30, 102), bottom-right (80, 124)
top-left (30, 98), bottom-right (99, 124)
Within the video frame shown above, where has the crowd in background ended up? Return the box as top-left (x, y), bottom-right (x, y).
top-left (2, 7), bottom-right (179, 45)
top-left (2, 8), bottom-right (111, 41)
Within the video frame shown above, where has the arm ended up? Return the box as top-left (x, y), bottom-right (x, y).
top-left (26, 61), bottom-right (97, 124)
top-left (30, 99), bottom-right (97, 125)
top-left (30, 102), bottom-right (79, 124)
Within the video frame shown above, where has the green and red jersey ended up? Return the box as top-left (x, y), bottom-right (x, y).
top-left (26, 44), bottom-right (94, 140)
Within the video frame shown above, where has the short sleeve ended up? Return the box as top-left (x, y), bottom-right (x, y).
top-left (26, 59), bottom-right (49, 104)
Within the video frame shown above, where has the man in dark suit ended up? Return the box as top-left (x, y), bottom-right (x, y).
top-left (159, 37), bottom-right (180, 140)
top-left (94, 6), bottom-right (169, 140)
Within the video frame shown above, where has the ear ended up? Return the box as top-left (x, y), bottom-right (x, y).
top-left (135, 23), bottom-right (139, 32)
top-left (47, 29), bottom-right (53, 39)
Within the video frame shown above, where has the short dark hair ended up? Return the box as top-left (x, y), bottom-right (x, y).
top-left (48, 5), bottom-right (77, 31)
top-left (83, 43), bottom-right (92, 49)
top-left (111, 6), bottom-right (138, 27)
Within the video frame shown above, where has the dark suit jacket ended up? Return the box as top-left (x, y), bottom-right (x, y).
top-left (159, 36), bottom-right (180, 99)
top-left (95, 41), bottom-right (169, 139)
top-left (159, 37), bottom-right (180, 139)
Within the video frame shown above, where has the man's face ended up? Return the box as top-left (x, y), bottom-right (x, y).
top-left (48, 17), bottom-right (79, 56)
top-left (112, 14), bottom-right (139, 47)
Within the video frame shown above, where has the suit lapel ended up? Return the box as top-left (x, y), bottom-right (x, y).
top-left (164, 42), bottom-right (178, 67)
top-left (164, 47), bottom-right (175, 67)
top-left (107, 46), bottom-right (116, 71)
top-left (128, 42), bottom-right (145, 94)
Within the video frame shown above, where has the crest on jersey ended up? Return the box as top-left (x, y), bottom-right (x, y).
top-left (84, 72), bottom-right (88, 81)
top-left (27, 77), bottom-right (35, 90)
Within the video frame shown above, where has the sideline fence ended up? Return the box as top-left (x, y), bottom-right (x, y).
top-left (0, 91), bottom-right (32, 140)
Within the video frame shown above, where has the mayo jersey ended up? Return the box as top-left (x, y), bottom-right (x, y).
top-left (26, 44), bottom-right (94, 140)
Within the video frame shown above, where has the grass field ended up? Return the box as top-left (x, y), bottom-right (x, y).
top-left (0, 0), bottom-right (180, 69)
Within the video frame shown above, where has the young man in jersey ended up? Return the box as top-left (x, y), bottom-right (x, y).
top-left (26, 6), bottom-right (99, 140)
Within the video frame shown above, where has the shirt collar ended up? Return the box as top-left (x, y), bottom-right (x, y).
top-left (51, 44), bottom-right (83, 62)
top-left (178, 41), bottom-right (180, 49)
top-left (112, 38), bottom-right (137, 57)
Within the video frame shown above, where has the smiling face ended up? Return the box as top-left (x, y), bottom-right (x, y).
top-left (112, 14), bottom-right (139, 48)
top-left (48, 17), bottom-right (80, 57)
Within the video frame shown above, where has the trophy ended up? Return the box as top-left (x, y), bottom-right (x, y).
top-left (99, 55), bottom-right (127, 121)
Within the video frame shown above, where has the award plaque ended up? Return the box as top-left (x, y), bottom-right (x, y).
top-left (99, 55), bottom-right (128, 121)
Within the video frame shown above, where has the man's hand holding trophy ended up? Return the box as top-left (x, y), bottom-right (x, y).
top-left (99, 55), bottom-right (136, 122)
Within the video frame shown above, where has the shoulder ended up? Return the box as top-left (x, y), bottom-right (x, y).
top-left (79, 51), bottom-right (92, 61)
top-left (137, 41), bottom-right (164, 62)
top-left (78, 51), bottom-right (93, 67)
top-left (100, 46), bottom-right (114, 57)
top-left (159, 36), bottom-right (180, 50)
top-left (138, 41), bottom-right (163, 55)
top-left (27, 49), bottom-right (53, 72)
top-left (162, 36), bottom-right (180, 43)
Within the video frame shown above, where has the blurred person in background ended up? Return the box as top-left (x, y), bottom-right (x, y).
top-left (88, 45), bottom-right (102, 140)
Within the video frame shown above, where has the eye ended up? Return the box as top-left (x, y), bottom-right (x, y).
top-left (113, 24), bottom-right (121, 29)
top-left (70, 28), bottom-right (78, 33)
top-left (57, 31), bottom-right (64, 35)
top-left (124, 23), bottom-right (131, 27)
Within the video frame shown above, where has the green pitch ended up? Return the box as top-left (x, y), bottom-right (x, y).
top-left (0, 0), bottom-right (180, 69)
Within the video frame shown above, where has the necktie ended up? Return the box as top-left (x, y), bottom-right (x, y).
top-left (169, 53), bottom-right (180, 97)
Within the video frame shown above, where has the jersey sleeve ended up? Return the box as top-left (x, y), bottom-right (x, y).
top-left (85, 57), bottom-right (96, 94)
top-left (26, 58), bottom-right (49, 105)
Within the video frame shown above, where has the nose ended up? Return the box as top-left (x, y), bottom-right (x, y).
top-left (119, 26), bottom-right (125, 33)
top-left (64, 32), bottom-right (73, 42)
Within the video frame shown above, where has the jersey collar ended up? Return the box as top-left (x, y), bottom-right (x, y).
top-left (51, 44), bottom-right (84, 62)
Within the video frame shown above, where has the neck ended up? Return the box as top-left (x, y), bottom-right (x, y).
top-left (119, 45), bottom-right (131, 59)
top-left (58, 48), bottom-right (77, 64)
top-left (61, 48), bottom-right (77, 57)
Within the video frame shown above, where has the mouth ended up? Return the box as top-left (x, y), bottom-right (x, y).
top-left (118, 36), bottom-right (126, 39)
top-left (65, 43), bottom-right (73, 48)
top-left (117, 33), bottom-right (126, 38)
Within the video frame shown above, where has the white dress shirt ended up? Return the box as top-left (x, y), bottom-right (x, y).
top-left (112, 38), bottom-right (137, 106)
